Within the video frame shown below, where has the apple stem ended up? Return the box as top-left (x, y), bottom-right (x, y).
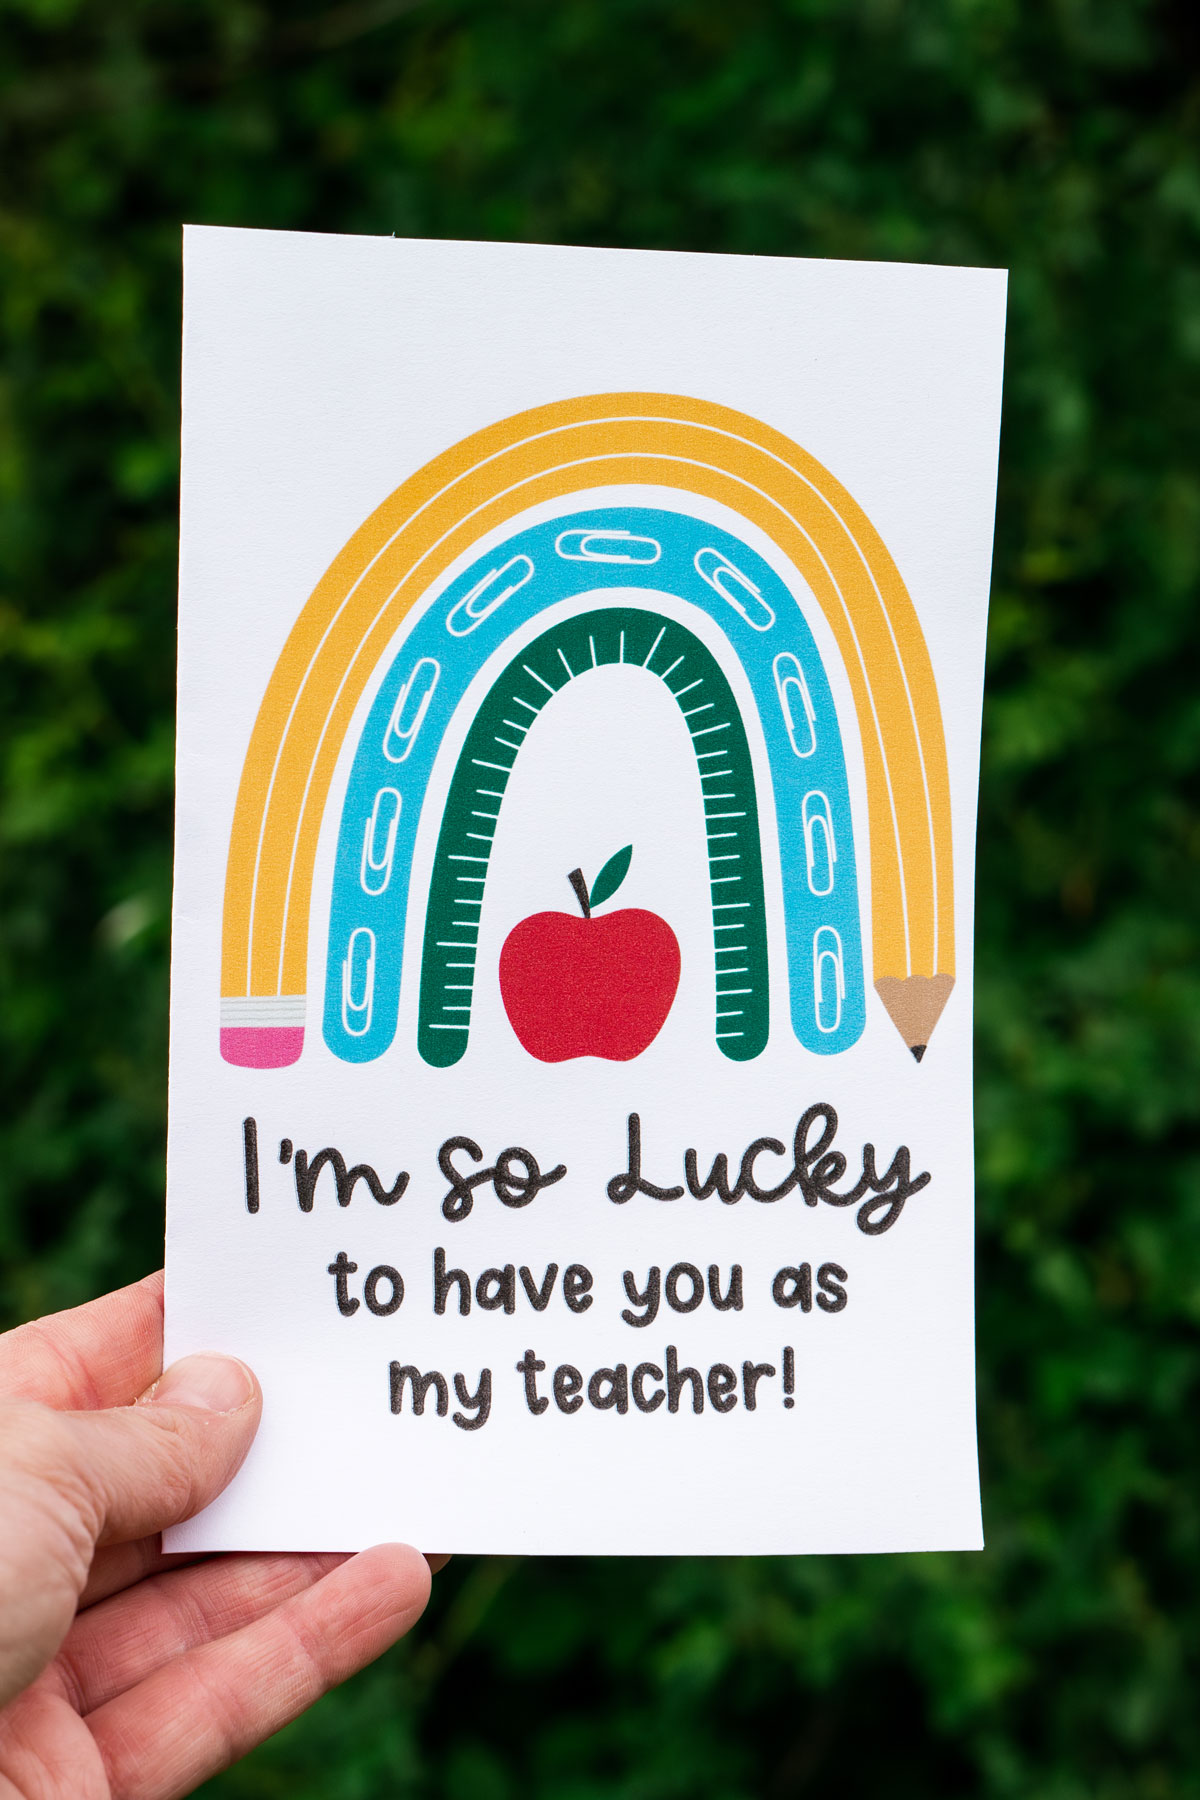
top-left (567, 868), bottom-right (591, 919)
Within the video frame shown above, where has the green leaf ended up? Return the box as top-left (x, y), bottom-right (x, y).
top-left (589, 844), bottom-right (632, 909)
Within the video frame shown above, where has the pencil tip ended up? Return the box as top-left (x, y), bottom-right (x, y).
top-left (875, 975), bottom-right (954, 1057)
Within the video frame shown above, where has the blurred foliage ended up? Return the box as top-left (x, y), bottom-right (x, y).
top-left (3, 0), bottom-right (1200, 1793)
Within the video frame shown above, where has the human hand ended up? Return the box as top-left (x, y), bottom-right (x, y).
top-left (0, 1271), bottom-right (433, 1798)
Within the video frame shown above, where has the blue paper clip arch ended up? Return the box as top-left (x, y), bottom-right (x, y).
top-left (322, 507), bottom-right (866, 1063)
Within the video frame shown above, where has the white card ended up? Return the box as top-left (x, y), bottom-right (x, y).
top-left (165, 226), bottom-right (1006, 1555)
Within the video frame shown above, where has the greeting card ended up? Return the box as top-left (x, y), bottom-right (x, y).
top-left (165, 228), bottom-right (1006, 1554)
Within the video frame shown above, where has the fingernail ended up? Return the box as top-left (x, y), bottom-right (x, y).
top-left (150, 1354), bottom-right (256, 1413)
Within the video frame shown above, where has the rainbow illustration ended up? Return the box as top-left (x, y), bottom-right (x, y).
top-left (219, 392), bottom-right (954, 1069)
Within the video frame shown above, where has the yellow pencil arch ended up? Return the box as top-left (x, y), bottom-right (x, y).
top-left (220, 392), bottom-right (954, 1063)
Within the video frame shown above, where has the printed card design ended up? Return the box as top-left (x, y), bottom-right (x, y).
top-left (166, 229), bottom-right (1006, 1555)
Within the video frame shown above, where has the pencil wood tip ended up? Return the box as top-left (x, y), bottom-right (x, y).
top-left (874, 973), bottom-right (954, 1058)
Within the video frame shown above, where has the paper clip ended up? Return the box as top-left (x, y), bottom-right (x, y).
top-left (773, 652), bottom-right (817, 757)
top-left (812, 927), bottom-right (845, 1035)
top-left (446, 555), bottom-right (535, 637)
top-left (554, 528), bottom-right (661, 565)
top-left (341, 927), bottom-right (376, 1037)
top-left (801, 790), bottom-right (837, 897)
top-left (360, 787), bottom-right (401, 897)
top-left (383, 657), bottom-right (440, 762)
top-left (694, 548), bottom-right (776, 631)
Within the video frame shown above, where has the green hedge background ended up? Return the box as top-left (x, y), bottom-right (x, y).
top-left (3, 0), bottom-right (1200, 1793)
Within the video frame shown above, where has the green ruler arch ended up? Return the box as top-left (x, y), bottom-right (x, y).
top-left (417, 606), bottom-right (770, 1066)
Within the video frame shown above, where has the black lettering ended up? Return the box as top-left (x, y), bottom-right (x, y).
top-left (294, 1145), bottom-right (408, 1211)
top-left (817, 1262), bottom-right (849, 1311)
top-left (364, 1164), bottom-right (409, 1206)
top-left (516, 1349), bottom-right (548, 1414)
top-left (607, 1113), bottom-right (684, 1204)
top-left (519, 1264), bottom-right (558, 1311)
top-left (738, 1137), bottom-right (795, 1202)
top-left (797, 1107), bottom-right (870, 1208)
top-left (621, 1266), bottom-right (660, 1327)
top-left (553, 1365), bottom-right (584, 1413)
top-left (492, 1145), bottom-right (567, 1208)
top-left (708, 1264), bottom-right (743, 1311)
top-left (476, 1265), bottom-right (516, 1313)
top-left (683, 1148), bottom-right (741, 1203)
top-left (389, 1363), bottom-right (449, 1416)
top-left (856, 1146), bottom-right (930, 1235)
top-left (439, 1137), bottom-right (567, 1220)
top-left (563, 1265), bottom-right (594, 1314)
top-left (772, 1264), bottom-right (812, 1311)
top-left (433, 1246), bottom-right (471, 1316)
top-left (666, 1343), bottom-right (703, 1414)
top-left (707, 1364), bottom-right (738, 1412)
top-left (438, 1136), bottom-right (492, 1223)
top-left (243, 1117), bottom-right (259, 1214)
top-left (587, 1365), bottom-right (629, 1413)
top-left (791, 1107), bottom-right (931, 1227)
top-left (742, 1360), bottom-right (776, 1410)
top-left (328, 1251), bottom-right (359, 1316)
top-left (295, 1147), bottom-right (342, 1213)
top-left (793, 1105), bottom-right (848, 1208)
top-left (632, 1362), bottom-right (665, 1412)
top-left (278, 1137), bottom-right (293, 1164)
top-left (364, 1264), bottom-right (403, 1316)
top-left (453, 1369), bottom-right (492, 1431)
top-left (665, 1262), bottom-right (704, 1313)
top-left (674, 1108), bottom-right (929, 1237)
top-left (813, 1151), bottom-right (853, 1196)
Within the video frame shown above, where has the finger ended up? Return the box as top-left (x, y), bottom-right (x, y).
top-left (89, 1544), bottom-right (431, 1800)
top-left (0, 1271), bottom-right (164, 1409)
top-left (80, 1539), bottom-right (203, 1610)
top-left (56, 1552), bottom-right (348, 1713)
top-left (63, 1354), bottom-right (261, 1545)
top-left (425, 1553), bottom-right (452, 1574)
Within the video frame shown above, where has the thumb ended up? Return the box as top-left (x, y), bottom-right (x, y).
top-left (0, 1356), bottom-right (260, 1707)
top-left (69, 1354), bottom-right (262, 1545)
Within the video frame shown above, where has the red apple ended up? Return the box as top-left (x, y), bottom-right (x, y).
top-left (499, 850), bottom-right (680, 1062)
